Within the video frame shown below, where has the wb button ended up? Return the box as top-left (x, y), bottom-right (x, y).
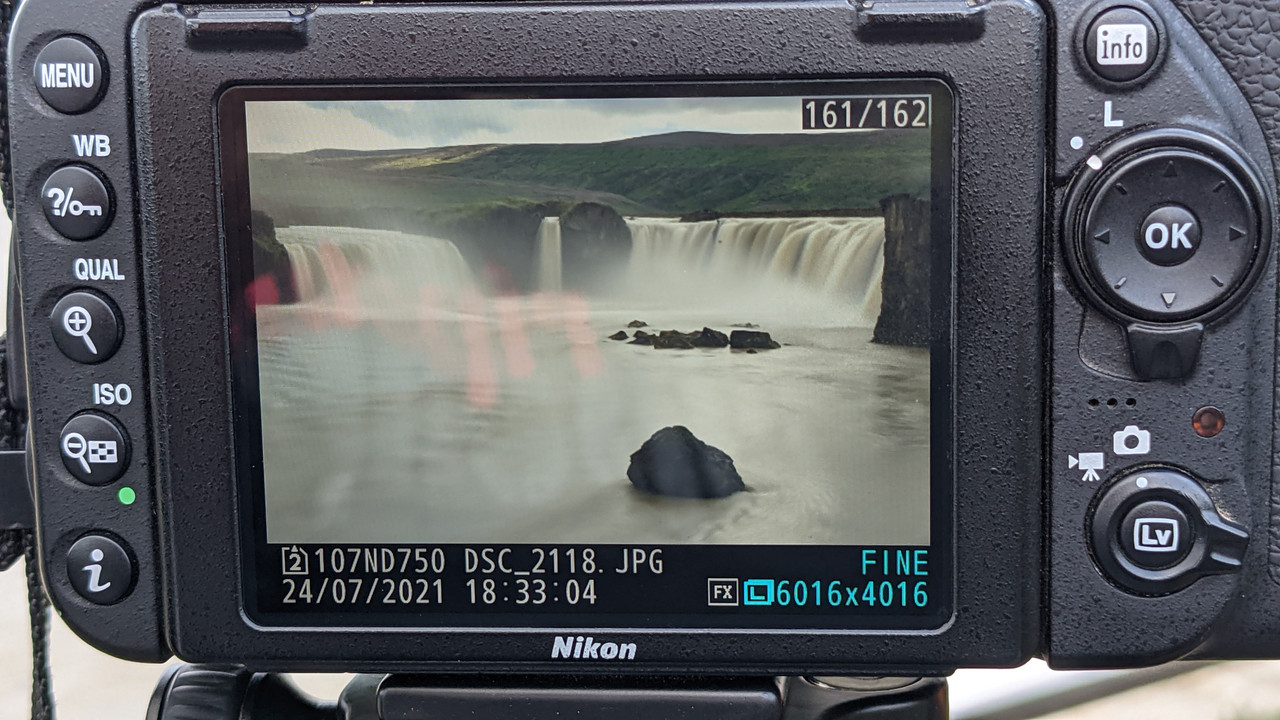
top-left (1120, 500), bottom-right (1191, 570)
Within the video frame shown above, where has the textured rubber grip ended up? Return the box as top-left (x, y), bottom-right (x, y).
top-left (1171, 1), bottom-right (1280, 173)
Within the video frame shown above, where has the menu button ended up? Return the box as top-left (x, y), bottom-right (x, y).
top-left (33, 37), bottom-right (107, 114)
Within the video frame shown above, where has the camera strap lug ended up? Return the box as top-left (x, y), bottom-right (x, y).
top-left (855, 0), bottom-right (987, 36)
top-left (0, 448), bottom-right (30, 530)
top-left (185, 8), bottom-right (309, 47)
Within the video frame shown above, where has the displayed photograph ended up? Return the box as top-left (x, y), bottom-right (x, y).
top-left (240, 94), bottom-right (936, 545)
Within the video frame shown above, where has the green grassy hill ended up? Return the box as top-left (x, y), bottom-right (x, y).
top-left (247, 129), bottom-right (931, 227)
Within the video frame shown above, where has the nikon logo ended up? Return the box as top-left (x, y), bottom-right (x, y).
top-left (550, 636), bottom-right (637, 660)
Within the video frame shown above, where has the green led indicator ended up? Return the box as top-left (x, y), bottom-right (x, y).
top-left (117, 487), bottom-right (136, 506)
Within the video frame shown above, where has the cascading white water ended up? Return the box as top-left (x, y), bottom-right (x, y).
top-left (278, 225), bottom-right (474, 315)
top-left (536, 217), bottom-right (562, 292)
top-left (625, 217), bottom-right (886, 326)
top-left (258, 217), bottom-right (928, 548)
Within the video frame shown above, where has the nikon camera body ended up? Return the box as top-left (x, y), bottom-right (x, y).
top-left (5, 0), bottom-right (1280, 674)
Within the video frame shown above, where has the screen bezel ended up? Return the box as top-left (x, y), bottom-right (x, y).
top-left (133, 0), bottom-right (1048, 671)
top-left (218, 80), bottom-right (956, 632)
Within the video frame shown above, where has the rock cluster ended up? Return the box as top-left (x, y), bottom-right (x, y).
top-left (728, 330), bottom-right (780, 350)
top-left (608, 322), bottom-right (779, 351)
top-left (626, 426), bottom-right (745, 499)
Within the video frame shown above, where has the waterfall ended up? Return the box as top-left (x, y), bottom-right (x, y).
top-left (537, 217), bottom-right (562, 292)
top-left (276, 226), bottom-right (474, 317)
top-left (625, 217), bottom-right (886, 324)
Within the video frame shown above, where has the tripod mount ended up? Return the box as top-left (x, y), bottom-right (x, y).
top-left (146, 666), bottom-right (948, 720)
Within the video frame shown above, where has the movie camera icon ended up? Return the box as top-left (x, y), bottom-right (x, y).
top-left (1069, 452), bottom-right (1105, 482)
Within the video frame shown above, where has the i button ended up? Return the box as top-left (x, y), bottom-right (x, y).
top-left (66, 534), bottom-right (134, 605)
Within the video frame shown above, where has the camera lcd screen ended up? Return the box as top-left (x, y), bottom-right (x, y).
top-left (223, 83), bottom-right (953, 630)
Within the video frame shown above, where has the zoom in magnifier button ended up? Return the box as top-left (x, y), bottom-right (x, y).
top-left (60, 412), bottom-right (129, 486)
top-left (50, 291), bottom-right (121, 364)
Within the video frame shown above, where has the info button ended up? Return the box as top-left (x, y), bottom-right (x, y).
top-left (1085, 7), bottom-right (1161, 84)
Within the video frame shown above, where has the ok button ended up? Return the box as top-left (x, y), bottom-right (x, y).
top-left (1139, 205), bottom-right (1201, 266)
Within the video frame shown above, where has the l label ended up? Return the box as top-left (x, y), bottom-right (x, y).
top-left (1104, 101), bottom-right (1124, 128)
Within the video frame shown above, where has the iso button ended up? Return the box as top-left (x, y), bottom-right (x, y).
top-left (50, 291), bottom-right (122, 364)
top-left (41, 166), bottom-right (112, 240)
top-left (59, 413), bottom-right (129, 486)
top-left (34, 37), bottom-right (107, 114)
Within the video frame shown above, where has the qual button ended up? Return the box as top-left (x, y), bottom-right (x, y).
top-left (41, 165), bottom-right (113, 240)
top-left (50, 291), bottom-right (122, 364)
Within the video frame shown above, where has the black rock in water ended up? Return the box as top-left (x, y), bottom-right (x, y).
top-left (629, 331), bottom-right (654, 346)
top-left (627, 320), bottom-right (648, 328)
top-left (680, 208), bottom-right (722, 223)
top-left (560, 202), bottom-right (633, 292)
top-left (729, 329), bottom-right (780, 350)
top-left (873, 194), bottom-right (930, 348)
top-left (730, 322), bottom-right (759, 329)
top-left (690, 327), bottom-right (730, 348)
top-left (652, 330), bottom-right (695, 349)
top-left (627, 426), bottom-right (745, 499)
top-left (608, 331), bottom-right (628, 341)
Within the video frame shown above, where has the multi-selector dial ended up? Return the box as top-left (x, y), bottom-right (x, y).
top-left (1079, 147), bottom-right (1260, 321)
top-left (1067, 130), bottom-right (1267, 324)
top-left (1064, 129), bottom-right (1272, 379)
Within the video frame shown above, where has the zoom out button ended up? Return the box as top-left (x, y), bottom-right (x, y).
top-left (59, 412), bottom-right (129, 486)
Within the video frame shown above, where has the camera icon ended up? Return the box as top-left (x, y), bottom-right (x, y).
top-left (1113, 425), bottom-right (1151, 456)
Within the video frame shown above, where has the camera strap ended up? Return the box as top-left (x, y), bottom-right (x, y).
top-left (0, 0), bottom-right (14, 217)
top-left (0, 1), bottom-right (48, 710)
top-left (0, 332), bottom-right (53, 720)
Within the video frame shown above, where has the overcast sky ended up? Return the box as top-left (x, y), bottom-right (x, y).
top-left (245, 96), bottom-right (889, 154)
